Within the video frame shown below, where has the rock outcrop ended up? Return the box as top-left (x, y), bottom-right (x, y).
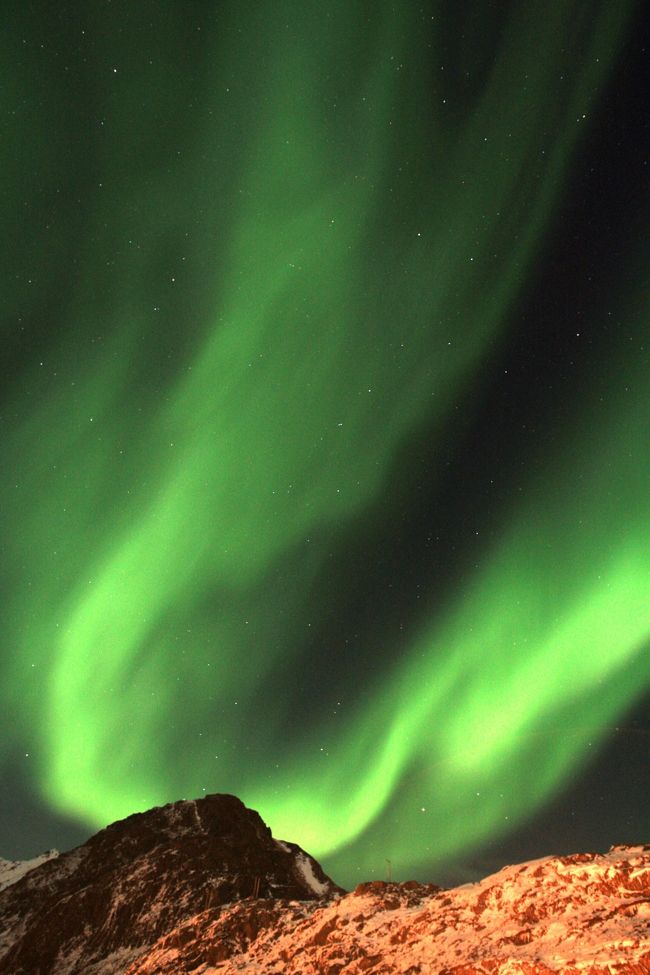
top-left (0, 793), bottom-right (341, 975)
top-left (1, 795), bottom-right (648, 975)
top-left (126, 844), bottom-right (650, 975)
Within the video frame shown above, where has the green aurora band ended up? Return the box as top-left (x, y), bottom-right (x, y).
top-left (2, 1), bottom-right (647, 881)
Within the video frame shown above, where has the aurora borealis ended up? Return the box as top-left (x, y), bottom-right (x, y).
top-left (2, 1), bottom-right (648, 886)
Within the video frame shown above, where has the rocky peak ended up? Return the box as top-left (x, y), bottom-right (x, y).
top-left (0, 794), bottom-right (342, 975)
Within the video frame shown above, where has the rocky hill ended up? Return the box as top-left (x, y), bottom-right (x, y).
top-left (125, 843), bottom-right (650, 975)
top-left (0, 793), bottom-right (341, 975)
top-left (1, 795), bottom-right (648, 975)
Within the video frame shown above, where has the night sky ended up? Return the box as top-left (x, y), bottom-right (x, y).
top-left (1, 1), bottom-right (648, 890)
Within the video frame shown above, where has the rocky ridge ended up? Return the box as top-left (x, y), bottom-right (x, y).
top-left (126, 845), bottom-right (650, 975)
top-left (1, 795), bottom-right (648, 975)
top-left (0, 793), bottom-right (341, 975)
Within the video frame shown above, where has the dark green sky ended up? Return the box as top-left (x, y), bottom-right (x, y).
top-left (1, 1), bottom-right (648, 888)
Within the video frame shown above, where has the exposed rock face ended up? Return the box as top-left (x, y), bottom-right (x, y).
top-left (0, 794), bottom-right (341, 975)
top-left (1, 798), bottom-right (648, 975)
top-left (126, 845), bottom-right (650, 975)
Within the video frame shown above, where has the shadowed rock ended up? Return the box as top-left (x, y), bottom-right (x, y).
top-left (0, 793), bottom-right (342, 975)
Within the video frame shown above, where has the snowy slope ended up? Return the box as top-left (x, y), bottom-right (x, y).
top-left (0, 851), bottom-right (58, 893)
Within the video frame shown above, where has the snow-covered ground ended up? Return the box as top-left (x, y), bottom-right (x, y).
top-left (294, 851), bottom-right (331, 896)
top-left (0, 851), bottom-right (58, 893)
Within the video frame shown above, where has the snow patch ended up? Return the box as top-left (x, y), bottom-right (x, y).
top-left (0, 850), bottom-right (59, 892)
top-left (189, 799), bottom-right (205, 834)
top-left (294, 852), bottom-right (329, 896)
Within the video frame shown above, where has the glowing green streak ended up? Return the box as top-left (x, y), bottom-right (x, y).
top-left (260, 360), bottom-right (650, 872)
top-left (1, 1), bottom-right (644, 883)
